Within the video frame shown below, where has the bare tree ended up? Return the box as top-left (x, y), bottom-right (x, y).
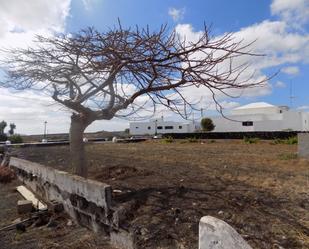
top-left (0, 24), bottom-right (268, 177)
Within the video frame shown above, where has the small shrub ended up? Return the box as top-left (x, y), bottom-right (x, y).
top-left (9, 134), bottom-right (23, 144)
top-left (187, 137), bottom-right (199, 143)
top-left (162, 136), bottom-right (174, 143)
top-left (0, 134), bottom-right (7, 142)
top-left (286, 136), bottom-right (298, 145)
top-left (209, 139), bottom-right (216, 143)
top-left (278, 153), bottom-right (297, 160)
top-left (0, 166), bottom-right (16, 183)
top-left (201, 118), bottom-right (215, 132)
top-left (243, 137), bottom-right (259, 144)
top-left (272, 136), bottom-right (297, 145)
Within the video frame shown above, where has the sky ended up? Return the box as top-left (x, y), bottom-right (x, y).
top-left (0, 0), bottom-right (308, 135)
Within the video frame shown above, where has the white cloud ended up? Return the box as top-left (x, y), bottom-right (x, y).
top-left (0, 88), bottom-right (71, 134)
top-left (0, 1), bottom-right (71, 49)
top-left (173, 10), bottom-right (309, 110)
top-left (274, 81), bottom-right (287, 88)
top-left (0, 0), bottom-right (71, 35)
top-left (175, 23), bottom-right (274, 101)
top-left (168, 7), bottom-right (185, 22)
top-left (233, 21), bottom-right (309, 68)
top-left (297, 105), bottom-right (309, 111)
top-left (271, 0), bottom-right (309, 25)
top-left (0, 0), bottom-right (71, 134)
top-left (282, 66), bottom-right (300, 75)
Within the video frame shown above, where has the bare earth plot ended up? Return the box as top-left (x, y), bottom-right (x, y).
top-left (14, 140), bottom-right (309, 249)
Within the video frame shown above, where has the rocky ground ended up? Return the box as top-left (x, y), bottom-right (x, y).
top-left (12, 139), bottom-right (309, 249)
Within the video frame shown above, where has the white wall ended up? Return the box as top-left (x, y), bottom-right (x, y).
top-left (212, 110), bottom-right (306, 132)
top-left (130, 120), bottom-right (195, 135)
top-left (212, 116), bottom-right (254, 132)
top-left (301, 113), bottom-right (309, 131)
top-left (281, 111), bottom-right (303, 131)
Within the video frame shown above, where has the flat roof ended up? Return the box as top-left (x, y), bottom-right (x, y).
top-left (233, 102), bottom-right (275, 110)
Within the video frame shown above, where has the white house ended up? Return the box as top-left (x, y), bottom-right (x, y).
top-left (211, 102), bottom-right (309, 132)
top-left (129, 117), bottom-right (196, 135)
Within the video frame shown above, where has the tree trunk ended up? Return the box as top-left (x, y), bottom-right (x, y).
top-left (69, 113), bottom-right (92, 177)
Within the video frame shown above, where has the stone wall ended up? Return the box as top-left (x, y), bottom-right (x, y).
top-left (9, 157), bottom-right (138, 248)
top-left (9, 157), bottom-right (112, 232)
top-left (298, 133), bottom-right (309, 158)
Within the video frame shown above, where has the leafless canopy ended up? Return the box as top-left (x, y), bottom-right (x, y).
top-left (1, 24), bottom-right (267, 123)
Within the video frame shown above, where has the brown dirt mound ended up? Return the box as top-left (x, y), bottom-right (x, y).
top-left (93, 165), bottom-right (150, 180)
top-left (0, 166), bottom-right (16, 183)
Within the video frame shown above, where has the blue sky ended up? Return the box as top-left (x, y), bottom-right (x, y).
top-left (0, 0), bottom-right (308, 134)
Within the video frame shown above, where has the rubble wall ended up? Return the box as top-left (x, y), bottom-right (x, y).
top-left (9, 157), bottom-right (112, 233)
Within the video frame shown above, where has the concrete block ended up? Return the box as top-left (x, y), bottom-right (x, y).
top-left (199, 216), bottom-right (252, 249)
top-left (17, 200), bottom-right (33, 214)
top-left (298, 133), bottom-right (309, 158)
top-left (49, 200), bottom-right (64, 213)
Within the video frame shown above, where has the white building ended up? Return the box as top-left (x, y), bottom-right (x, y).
top-left (211, 102), bottom-right (309, 132)
top-left (129, 118), bottom-right (196, 135)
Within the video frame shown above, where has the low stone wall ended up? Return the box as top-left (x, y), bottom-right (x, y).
top-left (9, 157), bottom-right (137, 248)
top-left (9, 157), bottom-right (112, 233)
top-left (298, 133), bottom-right (309, 159)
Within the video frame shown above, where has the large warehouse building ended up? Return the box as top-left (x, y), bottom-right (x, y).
top-left (211, 102), bottom-right (309, 132)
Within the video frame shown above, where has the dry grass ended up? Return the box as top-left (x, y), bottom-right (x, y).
top-left (14, 140), bottom-right (309, 249)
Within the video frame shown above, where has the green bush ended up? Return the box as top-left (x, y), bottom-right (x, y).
top-left (9, 134), bottom-right (23, 144)
top-left (201, 118), bottom-right (215, 132)
top-left (285, 136), bottom-right (298, 144)
top-left (272, 136), bottom-right (297, 145)
top-left (243, 136), bottom-right (258, 144)
top-left (162, 136), bottom-right (173, 143)
top-left (0, 134), bottom-right (8, 142)
top-left (187, 137), bottom-right (199, 143)
top-left (243, 137), bottom-right (259, 144)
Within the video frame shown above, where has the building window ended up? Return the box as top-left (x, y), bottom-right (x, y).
top-left (179, 126), bottom-right (182, 129)
top-left (148, 126), bottom-right (151, 130)
top-left (242, 121), bottom-right (253, 126)
top-left (157, 126), bottom-right (163, 130)
top-left (165, 126), bottom-right (174, 129)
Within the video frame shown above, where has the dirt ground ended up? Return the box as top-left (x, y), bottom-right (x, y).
top-left (13, 139), bottom-right (309, 249)
top-left (0, 180), bottom-right (115, 249)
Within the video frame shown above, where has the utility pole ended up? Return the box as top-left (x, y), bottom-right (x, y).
top-left (44, 121), bottom-right (47, 139)
top-left (289, 81), bottom-right (296, 108)
top-left (154, 119), bottom-right (158, 136)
